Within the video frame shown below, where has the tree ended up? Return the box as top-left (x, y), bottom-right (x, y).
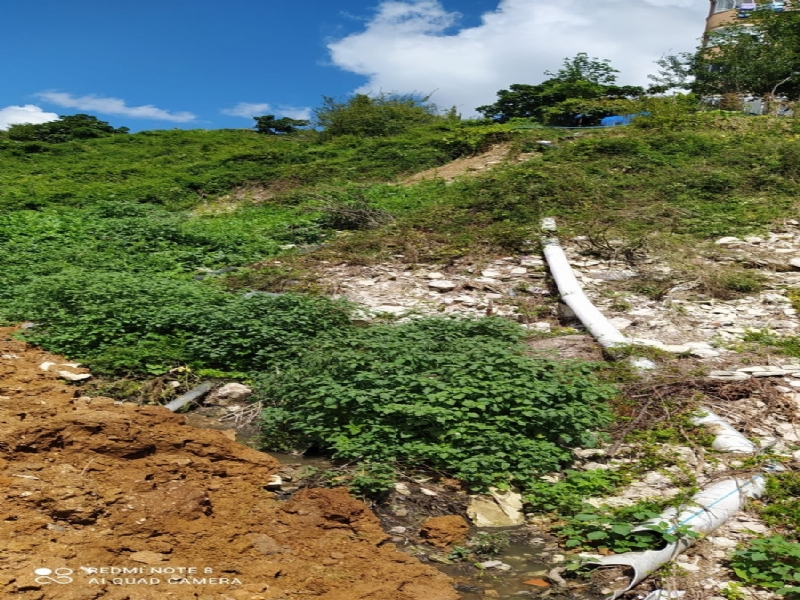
top-left (652, 9), bottom-right (800, 102)
top-left (252, 115), bottom-right (309, 135)
top-left (314, 93), bottom-right (439, 138)
top-left (476, 53), bottom-right (645, 125)
top-left (7, 114), bottom-right (129, 143)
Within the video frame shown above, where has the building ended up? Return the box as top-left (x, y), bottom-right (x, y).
top-left (705, 1), bottom-right (788, 36)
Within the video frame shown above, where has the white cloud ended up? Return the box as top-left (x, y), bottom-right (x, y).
top-left (36, 92), bottom-right (196, 122)
top-left (222, 102), bottom-right (272, 118)
top-left (0, 105), bottom-right (59, 130)
top-left (277, 106), bottom-right (312, 121)
top-left (328, 0), bottom-right (709, 114)
top-left (221, 102), bottom-right (312, 121)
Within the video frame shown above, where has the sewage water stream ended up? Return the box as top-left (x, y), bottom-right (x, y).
top-left (185, 410), bottom-right (602, 599)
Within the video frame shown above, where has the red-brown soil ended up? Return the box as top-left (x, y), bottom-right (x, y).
top-left (0, 328), bottom-right (458, 600)
top-left (418, 517), bottom-right (469, 550)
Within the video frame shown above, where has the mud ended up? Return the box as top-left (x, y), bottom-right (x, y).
top-left (0, 328), bottom-right (458, 600)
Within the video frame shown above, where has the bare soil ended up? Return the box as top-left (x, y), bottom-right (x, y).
top-left (402, 144), bottom-right (537, 185)
top-left (0, 327), bottom-right (458, 600)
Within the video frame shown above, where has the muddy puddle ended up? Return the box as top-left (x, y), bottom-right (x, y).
top-left (186, 408), bottom-right (603, 600)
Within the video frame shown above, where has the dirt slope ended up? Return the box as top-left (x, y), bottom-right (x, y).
top-left (0, 328), bottom-right (457, 600)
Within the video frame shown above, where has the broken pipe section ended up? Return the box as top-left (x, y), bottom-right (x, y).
top-left (586, 476), bottom-right (765, 599)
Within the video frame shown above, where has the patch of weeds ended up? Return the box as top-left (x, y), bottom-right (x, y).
top-left (698, 267), bottom-right (766, 300)
top-left (610, 297), bottom-right (632, 312)
top-left (729, 535), bottom-right (800, 595)
top-left (788, 289), bottom-right (800, 313)
top-left (513, 295), bottom-right (554, 324)
top-left (470, 531), bottom-right (511, 557)
top-left (525, 469), bottom-right (629, 515)
top-left (224, 263), bottom-right (325, 295)
top-left (756, 472), bottom-right (800, 534)
top-left (348, 462), bottom-right (397, 498)
top-left (719, 582), bottom-right (747, 600)
top-left (555, 501), bottom-right (699, 554)
top-left (743, 330), bottom-right (800, 359)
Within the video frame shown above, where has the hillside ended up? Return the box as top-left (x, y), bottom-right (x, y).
top-left (3, 109), bottom-right (800, 598)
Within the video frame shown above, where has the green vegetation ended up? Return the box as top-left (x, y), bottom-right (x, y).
top-left (252, 114), bottom-right (309, 135)
top-left (730, 536), bottom-right (800, 596)
top-left (6, 114), bottom-right (129, 143)
top-left (525, 469), bottom-right (627, 514)
top-left (654, 9), bottom-right (800, 102)
top-left (255, 317), bottom-right (615, 491)
top-left (2, 82), bottom-right (799, 500)
top-left (557, 502), bottom-right (699, 554)
top-left (477, 53), bottom-right (645, 126)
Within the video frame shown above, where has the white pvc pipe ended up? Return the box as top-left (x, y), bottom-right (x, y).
top-left (691, 408), bottom-right (757, 454)
top-left (587, 475), bottom-right (765, 599)
top-left (541, 219), bottom-right (655, 369)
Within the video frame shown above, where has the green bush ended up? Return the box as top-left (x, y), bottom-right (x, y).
top-left (7, 271), bottom-right (352, 374)
top-left (525, 469), bottom-right (626, 515)
top-left (729, 536), bottom-right (800, 595)
top-left (255, 317), bottom-right (615, 491)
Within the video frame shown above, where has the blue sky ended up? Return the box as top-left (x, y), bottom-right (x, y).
top-left (1, 0), bottom-right (708, 132)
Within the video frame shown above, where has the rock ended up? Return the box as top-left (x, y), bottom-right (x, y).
top-left (509, 267), bottom-right (528, 276)
top-left (661, 345), bottom-right (692, 354)
top-left (715, 236), bottom-right (744, 245)
top-left (753, 370), bottom-right (789, 378)
top-left (205, 383), bottom-right (252, 406)
top-left (707, 371), bottom-right (750, 381)
top-left (373, 305), bottom-right (409, 315)
top-left (491, 487), bottom-right (525, 523)
top-left (707, 536), bottom-right (737, 548)
top-left (790, 258), bottom-right (800, 271)
top-left (609, 318), bottom-right (633, 331)
top-left (527, 322), bottom-right (551, 333)
top-left (481, 269), bottom-right (502, 278)
top-left (744, 236), bottom-right (765, 244)
top-left (394, 482), bottom-right (411, 496)
top-left (428, 280), bottom-right (457, 292)
top-left (427, 272), bottom-right (444, 279)
top-left (389, 526), bottom-right (407, 534)
top-left (454, 295), bottom-right (477, 305)
top-left (478, 560), bottom-right (511, 571)
top-left (419, 515), bottom-right (469, 549)
top-left (39, 361), bottom-right (56, 372)
top-left (129, 551), bottom-right (167, 564)
top-left (519, 257), bottom-right (544, 268)
top-left (729, 521), bottom-right (769, 534)
top-left (355, 278), bottom-right (376, 287)
top-left (691, 348), bottom-right (721, 358)
top-left (419, 487), bottom-right (438, 496)
top-left (587, 270), bottom-right (637, 281)
top-left (557, 303), bottom-right (577, 322)
top-left (57, 371), bottom-right (92, 381)
top-left (468, 496), bottom-right (524, 527)
top-left (265, 475), bottom-right (282, 490)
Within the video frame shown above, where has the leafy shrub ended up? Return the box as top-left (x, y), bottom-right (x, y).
top-left (6, 271), bottom-right (352, 374)
top-left (525, 469), bottom-right (627, 515)
top-left (255, 317), bottom-right (615, 491)
top-left (315, 93), bottom-right (440, 138)
top-left (759, 472), bottom-right (800, 533)
top-left (556, 502), bottom-right (698, 554)
top-left (729, 536), bottom-right (800, 595)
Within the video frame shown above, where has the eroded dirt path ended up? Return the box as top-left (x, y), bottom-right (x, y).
top-left (0, 328), bottom-right (457, 600)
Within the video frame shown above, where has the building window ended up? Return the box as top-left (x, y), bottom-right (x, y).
top-left (714, 0), bottom-right (738, 13)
